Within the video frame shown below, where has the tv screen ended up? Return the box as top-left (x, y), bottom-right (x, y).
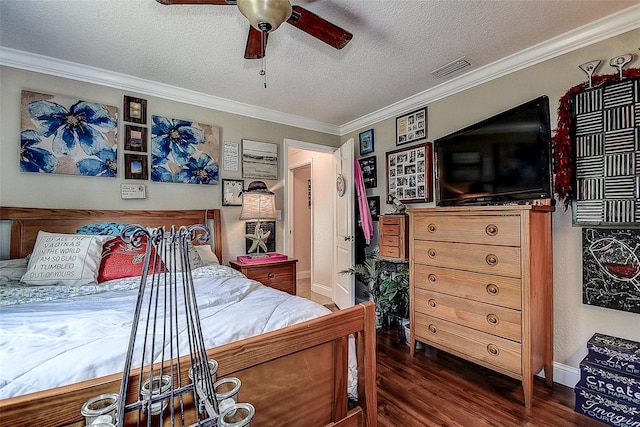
top-left (434, 96), bottom-right (552, 206)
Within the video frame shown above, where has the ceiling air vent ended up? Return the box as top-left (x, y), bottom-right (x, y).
top-left (431, 56), bottom-right (473, 78)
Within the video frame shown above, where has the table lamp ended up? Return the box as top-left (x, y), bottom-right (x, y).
top-left (239, 181), bottom-right (277, 258)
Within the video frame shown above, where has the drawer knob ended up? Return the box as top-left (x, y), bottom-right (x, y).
top-left (487, 344), bottom-right (500, 356)
top-left (428, 249), bottom-right (437, 258)
top-left (428, 274), bottom-right (437, 283)
top-left (486, 283), bottom-right (499, 295)
top-left (485, 254), bottom-right (498, 266)
top-left (428, 299), bottom-right (437, 308)
top-left (485, 224), bottom-right (498, 236)
top-left (427, 223), bottom-right (437, 233)
top-left (267, 272), bottom-right (275, 279)
top-left (486, 314), bottom-right (499, 325)
top-left (428, 324), bottom-right (437, 334)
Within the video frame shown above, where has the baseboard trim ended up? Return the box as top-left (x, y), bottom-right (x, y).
top-left (537, 361), bottom-right (580, 389)
top-left (297, 270), bottom-right (311, 279)
top-left (310, 282), bottom-right (331, 297)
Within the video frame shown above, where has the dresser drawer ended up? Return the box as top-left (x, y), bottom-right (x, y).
top-left (381, 235), bottom-right (400, 247)
top-left (414, 240), bottom-right (521, 278)
top-left (413, 214), bottom-right (520, 246)
top-left (381, 224), bottom-right (400, 236)
top-left (414, 264), bottom-right (521, 310)
top-left (415, 288), bottom-right (521, 342)
top-left (380, 244), bottom-right (401, 259)
top-left (246, 264), bottom-right (294, 286)
top-left (414, 313), bottom-right (522, 375)
top-left (265, 280), bottom-right (295, 295)
top-left (382, 215), bottom-right (403, 226)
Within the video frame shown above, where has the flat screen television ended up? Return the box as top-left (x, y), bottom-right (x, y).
top-left (434, 95), bottom-right (552, 206)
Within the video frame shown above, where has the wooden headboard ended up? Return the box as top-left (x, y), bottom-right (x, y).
top-left (0, 207), bottom-right (222, 262)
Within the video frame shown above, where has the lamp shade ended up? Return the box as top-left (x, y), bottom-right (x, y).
top-left (239, 181), bottom-right (277, 221)
top-left (237, 0), bottom-right (292, 33)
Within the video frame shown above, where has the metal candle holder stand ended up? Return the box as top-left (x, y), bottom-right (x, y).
top-left (81, 225), bottom-right (254, 427)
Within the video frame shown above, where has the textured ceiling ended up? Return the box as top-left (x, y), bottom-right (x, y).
top-left (1, 0), bottom-right (639, 133)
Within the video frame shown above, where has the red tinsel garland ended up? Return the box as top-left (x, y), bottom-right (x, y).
top-left (551, 67), bottom-right (640, 209)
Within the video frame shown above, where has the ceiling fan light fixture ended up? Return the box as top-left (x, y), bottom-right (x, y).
top-left (237, 0), bottom-right (292, 32)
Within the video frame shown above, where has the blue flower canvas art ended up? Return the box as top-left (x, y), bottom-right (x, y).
top-left (20, 90), bottom-right (118, 177)
top-left (151, 115), bottom-right (220, 185)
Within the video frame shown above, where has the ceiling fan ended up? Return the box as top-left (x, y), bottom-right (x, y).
top-left (157, 0), bottom-right (353, 59)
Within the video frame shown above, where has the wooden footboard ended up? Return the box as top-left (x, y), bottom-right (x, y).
top-left (0, 302), bottom-right (377, 427)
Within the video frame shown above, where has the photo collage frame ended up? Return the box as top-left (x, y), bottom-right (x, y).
top-left (386, 142), bottom-right (432, 203)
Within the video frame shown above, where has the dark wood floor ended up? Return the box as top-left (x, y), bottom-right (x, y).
top-left (374, 326), bottom-right (607, 427)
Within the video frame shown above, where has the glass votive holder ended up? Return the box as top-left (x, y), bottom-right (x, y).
top-left (218, 403), bottom-right (255, 427)
top-left (140, 374), bottom-right (172, 416)
top-left (81, 393), bottom-right (119, 426)
top-left (188, 359), bottom-right (219, 388)
top-left (213, 377), bottom-right (241, 405)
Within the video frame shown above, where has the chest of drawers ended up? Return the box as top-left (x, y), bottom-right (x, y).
top-left (379, 214), bottom-right (409, 260)
top-left (408, 205), bottom-right (554, 409)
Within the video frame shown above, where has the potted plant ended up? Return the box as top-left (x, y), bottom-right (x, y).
top-left (339, 250), bottom-right (386, 329)
top-left (378, 267), bottom-right (409, 320)
top-left (378, 267), bottom-right (413, 343)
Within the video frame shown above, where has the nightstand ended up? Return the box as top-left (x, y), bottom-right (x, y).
top-left (229, 257), bottom-right (298, 295)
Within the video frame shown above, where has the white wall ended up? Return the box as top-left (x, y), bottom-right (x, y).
top-left (344, 28), bottom-right (640, 381)
top-left (0, 66), bottom-right (340, 264)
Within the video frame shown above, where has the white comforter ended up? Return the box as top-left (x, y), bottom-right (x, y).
top-left (0, 265), bottom-right (349, 399)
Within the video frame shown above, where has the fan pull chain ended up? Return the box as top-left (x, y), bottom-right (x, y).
top-left (260, 30), bottom-right (267, 88)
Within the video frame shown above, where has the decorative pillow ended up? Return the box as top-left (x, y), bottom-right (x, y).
top-left (194, 245), bottom-right (219, 265)
top-left (98, 236), bottom-right (163, 283)
top-left (160, 241), bottom-right (205, 272)
top-left (76, 222), bottom-right (129, 236)
top-left (0, 258), bottom-right (29, 284)
top-left (21, 232), bottom-right (111, 286)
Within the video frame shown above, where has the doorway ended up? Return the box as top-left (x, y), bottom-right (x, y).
top-left (284, 138), bottom-right (355, 307)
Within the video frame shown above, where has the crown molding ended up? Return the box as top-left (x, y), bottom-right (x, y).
top-left (339, 4), bottom-right (640, 135)
top-left (2, 4), bottom-right (638, 137)
top-left (0, 47), bottom-right (341, 136)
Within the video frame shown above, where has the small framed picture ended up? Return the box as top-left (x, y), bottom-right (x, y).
top-left (242, 139), bottom-right (278, 179)
top-left (358, 155), bottom-right (377, 189)
top-left (396, 107), bottom-right (427, 146)
top-left (359, 129), bottom-right (374, 155)
top-left (222, 178), bottom-right (244, 206)
top-left (124, 125), bottom-right (147, 152)
top-left (367, 196), bottom-right (380, 221)
top-left (124, 153), bottom-right (148, 180)
top-left (123, 95), bottom-right (147, 124)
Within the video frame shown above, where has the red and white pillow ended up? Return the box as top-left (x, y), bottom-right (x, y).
top-left (97, 236), bottom-right (163, 283)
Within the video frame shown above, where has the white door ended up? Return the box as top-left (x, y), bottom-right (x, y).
top-left (333, 138), bottom-right (355, 309)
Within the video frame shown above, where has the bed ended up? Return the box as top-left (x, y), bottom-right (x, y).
top-left (0, 207), bottom-right (377, 427)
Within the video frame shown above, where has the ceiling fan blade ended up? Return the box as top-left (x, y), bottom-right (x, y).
top-left (244, 26), bottom-right (268, 59)
top-left (156, 0), bottom-right (235, 5)
top-left (287, 5), bottom-right (352, 49)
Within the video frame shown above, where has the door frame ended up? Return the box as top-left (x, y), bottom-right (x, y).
top-left (284, 138), bottom-right (354, 302)
top-left (283, 138), bottom-right (336, 257)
